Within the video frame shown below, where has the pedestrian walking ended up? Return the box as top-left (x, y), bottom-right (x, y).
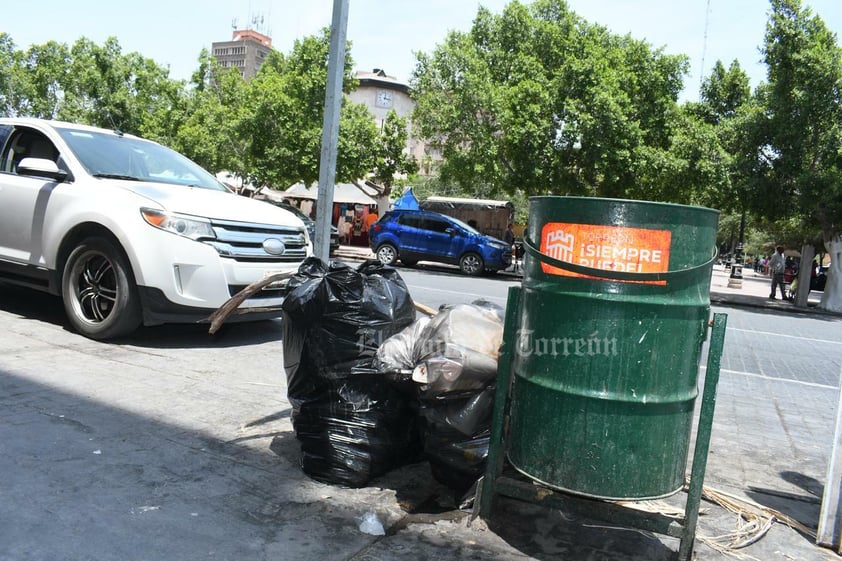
top-left (503, 223), bottom-right (515, 247)
top-left (768, 245), bottom-right (787, 300)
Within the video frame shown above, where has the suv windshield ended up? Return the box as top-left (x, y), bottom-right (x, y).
top-left (441, 214), bottom-right (480, 235)
top-left (57, 128), bottom-right (226, 191)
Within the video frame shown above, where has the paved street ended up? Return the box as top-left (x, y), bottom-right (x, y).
top-left (1, 258), bottom-right (842, 560)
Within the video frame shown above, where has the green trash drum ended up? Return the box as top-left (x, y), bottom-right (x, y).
top-left (508, 196), bottom-right (719, 500)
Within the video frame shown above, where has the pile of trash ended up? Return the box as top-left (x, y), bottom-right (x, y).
top-left (281, 258), bottom-right (419, 487)
top-left (281, 257), bottom-right (504, 497)
top-left (377, 300), bottom-right (504, 496)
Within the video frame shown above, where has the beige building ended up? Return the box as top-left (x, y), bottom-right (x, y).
top-left (348, 69), bottom-right (440, 176)
top-left (211, 29), bottom-right (272, 80)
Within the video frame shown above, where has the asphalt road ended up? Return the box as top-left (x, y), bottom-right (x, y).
top-left (2, 266), bottom-right (842, 561)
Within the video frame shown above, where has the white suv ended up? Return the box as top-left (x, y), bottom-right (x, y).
top-left (0, 118), bottom-right (311, 340)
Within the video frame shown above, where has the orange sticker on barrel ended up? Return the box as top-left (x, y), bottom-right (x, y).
top-left (540, 222), bottom-right (672, 284)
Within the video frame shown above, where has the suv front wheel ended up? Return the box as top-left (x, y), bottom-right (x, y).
top-left (62, 237), bottom-right (142, 340)
top-left (459, 252), bottom-right (484, 276)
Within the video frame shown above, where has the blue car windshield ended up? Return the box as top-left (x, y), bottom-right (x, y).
top-left (57, 128), bottom-right (226, 191)
top-left (444, 215), bottom-right (481, 235)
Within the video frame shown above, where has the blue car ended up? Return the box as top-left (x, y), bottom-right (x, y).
top-left (369, 210), bottom-right (512, 275)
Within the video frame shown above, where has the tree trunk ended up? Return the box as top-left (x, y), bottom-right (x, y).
top-left (819, 234), bottom-right (842, 313)
top-left (376, 193), bottom-right (390, 218)
top-left (794, 243), bottom-right (815, 308)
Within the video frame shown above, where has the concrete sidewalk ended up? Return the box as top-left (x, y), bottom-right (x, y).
top-left (708, 264), bottom-right (832, 314)
top-left (5, 247), bottom-right (841, 561)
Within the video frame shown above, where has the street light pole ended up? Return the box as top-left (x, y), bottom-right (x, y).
top-left (313, 0), bottom-right (350, 262)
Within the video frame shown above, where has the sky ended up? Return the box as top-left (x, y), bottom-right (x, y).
top-left (4, 0), bottom-right (842, 102)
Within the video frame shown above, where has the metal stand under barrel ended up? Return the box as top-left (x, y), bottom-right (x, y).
top-left (478, 286), bottom-right (728, 561)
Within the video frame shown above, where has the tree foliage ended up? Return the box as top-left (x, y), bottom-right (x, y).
top-left (238, 32), bottom-right (378, 188)
top-left (682, 60), bottom-right (757, 212)
top-left (3, 36), bottom-right (182, 135)
top-left (0, 34), bottom-right (30, 117)
top-left (0, 32), bottom-right (384, 191)
top-left (410, 0), bottom-right (690, 200)
top-left (699, 60), bottom-right (752, 125)
top-left (370, 110), bottom-right (419, 191)
top-left (758, 0), bottom-right (842, 242)
top-left (165, 49), bottom-right (246, 176)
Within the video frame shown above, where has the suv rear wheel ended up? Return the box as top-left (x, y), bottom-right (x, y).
top-left (376, 243), bottom-right (398, 266)
top-left (62, 237), bottom-right (142, 340)
top-left (459, 252), bottom-right (484, 276)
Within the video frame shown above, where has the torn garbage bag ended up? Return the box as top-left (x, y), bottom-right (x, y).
top-left (376, 301), bottom-right (505, 495)
top-left (282, 258), bottom-right (420, 487)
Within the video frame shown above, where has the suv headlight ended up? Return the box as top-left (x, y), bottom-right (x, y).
top-left (141, 208), bottom-right (216, 240)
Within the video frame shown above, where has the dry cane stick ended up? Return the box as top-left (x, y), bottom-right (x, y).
top-left (208, 271), bottom-right (440, 335)
top-left (207, 271), bottom-right (296, 334)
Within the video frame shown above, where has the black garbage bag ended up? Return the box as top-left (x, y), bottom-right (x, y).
top-left (419, 386), bottom-right (496, 495)
top-left (292, 376), bottom-right (420, 487)
top-left (282, 258), bottom-right (421, 487)
top-left (425, 425), bottom-right (491, 496)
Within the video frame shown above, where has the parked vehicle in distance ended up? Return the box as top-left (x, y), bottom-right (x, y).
top-left (260, 199), bottom-right (339, 255)
top-left (419, 196), bottom-right (514, 241)
top-left (369, 209), bottom-right (512, 276)
top-left (0, 118), bottom-right (311, 340)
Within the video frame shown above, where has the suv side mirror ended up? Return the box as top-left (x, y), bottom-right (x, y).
top-left (18, 157), bottom-right (68, 182)
top-left (445, 227), bottom-right (457, 236)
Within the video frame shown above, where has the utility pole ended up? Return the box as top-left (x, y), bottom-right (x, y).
top-left (313, 0), bottom-right (349, 262)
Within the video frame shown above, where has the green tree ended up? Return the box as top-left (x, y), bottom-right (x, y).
top-left (366, 110), bottom-right (419, 215)
top-left (1, 35), bottom-right (184, 137)
top-left (57, 37), bottom-right (182, 136)
top-left (0, 33), bottom-right (28, 117)
top-left (411, 0), bottom-right (688, 200)
top-left (699, 60), bottom-right (752, 125)
top-left (166, 49), bottom-right (246, 178)
top-left (692, 60), bottom-right (754, 257)
top-left (656, 107), bottom-right (730, 208)
top-left (15, 40), bottom-right (70, 119)
top-left (239, 32), bottom-right (377, 189)
top-left (758, 0), bottom-right (842, 311)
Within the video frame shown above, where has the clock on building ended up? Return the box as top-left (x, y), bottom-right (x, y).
top-left (375, 90), bottom-right (394, 108)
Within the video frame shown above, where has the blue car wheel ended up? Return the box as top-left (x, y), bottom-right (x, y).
top-left (459, 252), bottom-right (484, 276)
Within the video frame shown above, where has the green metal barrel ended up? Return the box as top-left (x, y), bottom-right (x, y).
top-left (507, 196), bottom-right (719, 500)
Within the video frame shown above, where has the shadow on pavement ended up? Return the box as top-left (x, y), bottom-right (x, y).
top-left (0, 280), bottom-right (284, 349)
top-left (743, 470), bottom-right (824, 541)
top-left (0, 371), bottom-right (373, 561)
top-left (485, 496), bottom-right (678, 560)
top-left (0, 281), bottom-right (67, 327)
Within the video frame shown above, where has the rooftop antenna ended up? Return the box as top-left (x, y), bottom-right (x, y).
top-left (231, 17), bottom-right (238, 30)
